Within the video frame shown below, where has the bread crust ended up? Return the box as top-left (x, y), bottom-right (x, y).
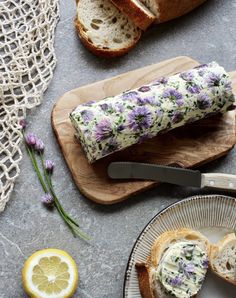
top-left (151, 228), bottom-right (211, 267)
top-left (156, 0), bottom-right (207, 23)
top-left (136, 229), bottom-right (210, 298)
top-left (210, 233), bottom-right (236, 286)
top-left (136, 263), bottom-right (155, 298)
top-left (74, 18), bottom-right (141, 58)
top-left (110, 0), bottom-right (155, 30)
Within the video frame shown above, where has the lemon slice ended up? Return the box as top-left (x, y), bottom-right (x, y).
top-left (22, 249), bottom-right (78, 298)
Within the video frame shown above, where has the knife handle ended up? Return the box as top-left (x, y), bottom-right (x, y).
top-left (201, 173), bottom-right (236, 191)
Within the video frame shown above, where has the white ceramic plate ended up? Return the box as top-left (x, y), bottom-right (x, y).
top-left (124, 195), bottom-right (236, 298)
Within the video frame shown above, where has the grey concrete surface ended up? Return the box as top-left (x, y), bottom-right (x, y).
top-left (0, 0), bottom-right (236, 297)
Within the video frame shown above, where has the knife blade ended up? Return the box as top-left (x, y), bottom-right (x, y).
top-left (107, 162), bottom-right (236, 191)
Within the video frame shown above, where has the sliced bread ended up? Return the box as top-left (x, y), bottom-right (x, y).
top-left (136, 229), bottom-right (210, 298)
top-left (140, 0), bottom-right (159, 19)
top-left (75, 0), bottom-right (141, 57)
top-left (110, 0), bottom-right (156, 31)
top-left (210, 233), bottom-right (236, 285)
top-left (140, 0), bottom-right (207, 23)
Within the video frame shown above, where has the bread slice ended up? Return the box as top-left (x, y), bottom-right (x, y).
top-left (75, 0), bottom-right (141, 57)
top-left (210, 233), bottom-right (236, 285)
top-left (136, 229), bottom-right (210, 298)
top-left (110, 0), bottom-right (156, 31)
top-left (140, 0), bottom-right (207, 23)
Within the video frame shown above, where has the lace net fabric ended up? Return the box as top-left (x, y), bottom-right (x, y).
top-left (0, 0), bottom-right (59, 211)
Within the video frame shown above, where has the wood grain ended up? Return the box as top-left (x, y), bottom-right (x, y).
top-left (51, 56), bottom-right (236, 204)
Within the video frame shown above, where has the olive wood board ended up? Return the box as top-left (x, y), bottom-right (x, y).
top-left (52, 56), bottom-right (236, 204)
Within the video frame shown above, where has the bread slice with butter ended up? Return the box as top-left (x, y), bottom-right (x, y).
top-left (210, 233), bottom-right (236, 285)
top-left (136, 229), bottom-right (210, 298)
top-left (75, 0), bottom-right (141, 57)
top-left (110, 0), bottom-right (156, 30)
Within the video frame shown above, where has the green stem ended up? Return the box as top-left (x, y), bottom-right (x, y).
top-left (25, 146), bottom-right (48, 193)
top-left (23, 132), bottom-right (90, 241)
top-left (39, 155), bottom-right (90, 240)
top-left (40, 155), bottom-right (81, 228)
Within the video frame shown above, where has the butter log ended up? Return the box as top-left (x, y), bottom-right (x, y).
top-left (70, 62), bottom-right (235, 163)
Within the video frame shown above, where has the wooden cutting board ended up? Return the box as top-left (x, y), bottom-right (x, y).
top-left (52, 56), bottom-right (236, 204)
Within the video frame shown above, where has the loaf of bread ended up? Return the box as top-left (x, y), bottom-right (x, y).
top-left (136, 229), bottom-right (210, 298)
top-left (75, 0), bottom-right (207, 57)
top-left (70, 62), bottom-right (235, 163)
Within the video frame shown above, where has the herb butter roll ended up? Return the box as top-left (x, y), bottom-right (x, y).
top-left (70, 62), bottom-right (235, 163)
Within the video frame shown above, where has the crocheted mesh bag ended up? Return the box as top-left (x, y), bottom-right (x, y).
top-left (0, 0), bottom-right (59, 211)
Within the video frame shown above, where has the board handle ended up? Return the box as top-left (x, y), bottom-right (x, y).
top-left (201, 173), bottom-right (236, 191)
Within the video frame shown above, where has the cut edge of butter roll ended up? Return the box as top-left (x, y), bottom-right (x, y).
top-left (70, 62), bottom-right (235, 163)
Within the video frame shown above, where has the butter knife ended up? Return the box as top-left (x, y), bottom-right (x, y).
top-left (108, 162), bottom-right (236, 191)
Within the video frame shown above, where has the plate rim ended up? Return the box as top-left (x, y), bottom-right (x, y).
top-left (123, 194), bottom-right (236, 297)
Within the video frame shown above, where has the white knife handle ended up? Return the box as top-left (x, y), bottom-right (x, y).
top-left (201, 173), bottom-right (236, 191)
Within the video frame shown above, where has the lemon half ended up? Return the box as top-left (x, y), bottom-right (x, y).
top-left (22, 249), bottom-right (78, 298)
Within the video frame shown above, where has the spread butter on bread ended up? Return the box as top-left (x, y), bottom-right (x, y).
top-left (136, 229), bottom-right (210, 298)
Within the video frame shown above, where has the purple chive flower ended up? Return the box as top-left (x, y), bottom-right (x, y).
top-left (179, 260), bottom-right (195, 278)
top-left (202, 259), bottom-right (209, 269)
top-left (115, 103), bottom-right (124, 113)
top-left (194, 63), bottom-right (208, 69)
top-left (19, 119), bottom-right (27, 130)
top-left (82, 100), bottom-right (96, 106)
top-left (99, 103), bottom-right (112, 111)
top-left (207, 72), bottom-right (222, 87)
top-left (156, 109), bottom-right (163, 117)
top-left (35, 138), bottom-right (45, 153)
top-left (95, 119), bottom-right (113, 141)
top-left (176, 98), bottom-right (184, 106)
top-left (45, 160), bottom-right (54, 173)
top-left (138, 86), bottom-right (151, 92)
top-left (154, 76), bottom-right (168, 85)
top-left (185, 263), bottom-right (195, 273)
top-left (128, 106), bottom-right (152, 131)
top-left (122, 91), bottom-right (139, 100)
top-left (117, 125), bottom-right (125, 132)
top-left (180, 71), bottom-right (194, 81)
top-left (136, 96), bottom-right (157, 105)
top-left (170, 276), bottom-right (183, 287)
top-left (41, 193), bottom-right (54, 206)
top-left (198, 69), bottom-right (206, 76)
top-left (197, 93), bottom-right (212, 110)
top-left (25, 133), bottom-right (37, 147)
top-left (224, 80), bottom-right (232, 91)
top-left (81, 110), bottom-right (94, 123)
top-left (172, 111), bottom-right (184, 124)
top-left (187, 84), bottom-right (201, 94)
top-left (163, 88), bottom-right (183, 102)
